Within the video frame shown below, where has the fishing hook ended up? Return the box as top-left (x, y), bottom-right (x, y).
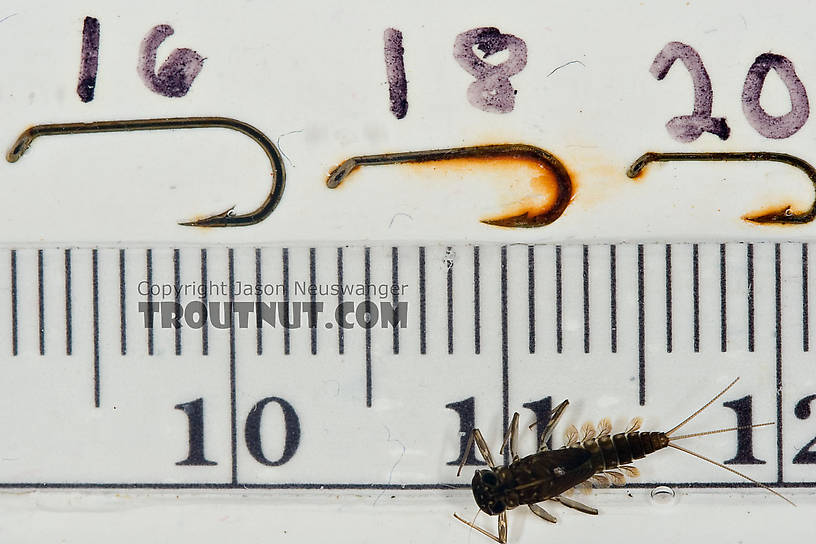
top-left (7, 117), bottom-right (285, 227)
top-left (627, 151), bottom-right (816, 224)
top-left (327, 144), bottom-right (573, 228)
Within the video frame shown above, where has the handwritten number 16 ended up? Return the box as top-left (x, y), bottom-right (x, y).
top-left (652, 41), bottom-right (810, 141)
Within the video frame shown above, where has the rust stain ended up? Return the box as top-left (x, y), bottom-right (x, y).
top-left (403, 154), bottom-right (574, 225)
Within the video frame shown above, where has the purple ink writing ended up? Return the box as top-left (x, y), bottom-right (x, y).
top-left (742, 53), bottom-right (809, 139)
top-left (76, 16), bottom-right (100, 103)
top-left (453, 27), bottom-right (527, 114)
top-left (138, 24), bottom-right (204, 98)
top-left (384, 28), bottom-right (408, 119)
top-left (650, 41), bottom-right (730, 142)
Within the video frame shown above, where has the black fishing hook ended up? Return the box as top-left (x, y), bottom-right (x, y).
top-left (627, 151), bottom-right (816, 224)
top-left (327, 144), bottom-right (573, 228)
top-left (7, 117), bottom-right (285, 227)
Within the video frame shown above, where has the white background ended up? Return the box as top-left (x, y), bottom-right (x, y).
top-left (0, 1), bottom-right (813, 542)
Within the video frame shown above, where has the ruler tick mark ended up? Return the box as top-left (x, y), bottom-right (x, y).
top-left (665, 244), bottom-right (672, 353)
top-left (174, 249), bottom-right (182, 356)
top-left (119, 249), bottom-right (126, 356)
top-left (802, 243), bottom-right (809, 352)
top-left (419, 247), bottom-right (426, 355)
top-left (775, 243), bottom-right (783, 483)
top-left (228, 248), bottom-right (238, 485)
top-left (720, 243), bottom-right (727, 352)
top-left (256, 248), bottom-right (263, 356)
top-left (447, 246), bottom-right (454, 355)
top-left (473, 246), bottom-right (480, 355)
top-left (638, 244), bottom-right (645, 406)
top-left (282, 248), bottom-right (290, 355)
top-left (200, 249), bottom-right (209, 356)
top-left (10, 250), bottom-right (17, 356)
top-left (392, 246), bottom-right (399, 355)
top-left (610, 244), bottom-right (617, 353)
top-left (501, 245), bottom-right (509, 465)
top-left (337, 247), bottom-right (344, 355)
top-left (365, 247), bottom-right (372, 407)
top-left (146, 249), bottom-right (154, 356)
top-left (747, 244), bottom-right (755, 353)
top-left (528, 245), bottom-right (535, 354)
top-left (92, 249), bottom-right (100, 408)
top-left (65, 249), bottom-right (72, 356)
top-left (555, 245), bottom-right (562, 354)
top-left (310, 247), bottom-right (317, 356)
top-left (583, 244), bottom-right (590, 354)
top-left (692, 243), bottom-right (700, 353)
top-left (38, 249), bottom-right (44, 356)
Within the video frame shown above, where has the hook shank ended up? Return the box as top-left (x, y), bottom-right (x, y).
top-left (8, 117), bottom-right (285, 227)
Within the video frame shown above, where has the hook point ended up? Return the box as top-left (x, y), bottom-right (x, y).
top-left (179, 206), bottom-right (236, 227)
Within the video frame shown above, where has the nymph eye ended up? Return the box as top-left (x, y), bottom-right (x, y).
top-left (481, 471), bottom-right (498, 486)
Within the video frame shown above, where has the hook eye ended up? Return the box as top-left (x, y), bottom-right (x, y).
top-left (627, 151), bottom-right (816, 224)
top-left (7, 117), bottom-right (285, 227)
top-left (327, 144), bottom-right (573, 228)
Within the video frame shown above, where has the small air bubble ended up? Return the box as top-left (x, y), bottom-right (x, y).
top-left (650, 486), bottom-right (675, 505)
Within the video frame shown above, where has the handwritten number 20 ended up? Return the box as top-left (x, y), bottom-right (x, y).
top-left (652, 41), bottom-right (809, 141)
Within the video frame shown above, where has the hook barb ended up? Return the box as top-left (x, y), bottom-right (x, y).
top-left (7, 116), bottom-right (285, 227)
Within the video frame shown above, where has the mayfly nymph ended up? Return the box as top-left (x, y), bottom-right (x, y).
top-left (453, 378), bottom-right (793, 543)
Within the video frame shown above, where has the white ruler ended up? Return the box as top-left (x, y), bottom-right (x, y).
top-left (1, 242), bottom-right (813, 492)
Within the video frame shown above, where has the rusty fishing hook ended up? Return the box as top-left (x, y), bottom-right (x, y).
top-left (327, 144), bottom-right (573, 227)
top-left (7, 117), bottom-right (285, 227)
top-left (627, 151), bottom-right (816, 224)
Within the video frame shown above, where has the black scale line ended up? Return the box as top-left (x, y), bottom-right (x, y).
top-left (775, 243), bottom-right (783, 483)
top-left (174, 249), bottom-right (181, 356)
top-left (65, 249), bottom-right (72, 356)
top-left (392, 246), bottom-right (399, 354)
top-left (473, 246), bottom-right (480, 355)
top-left (228, 248), bottom-right (238, 485)
top-left (720, 243), bottom-right (727, 353)
top-left (201, 249), bottom-right (209, 356)
top-left (146, 249), bottom-right (154, 356)
top-left (10, 250), bottom-right (17, 356)
top-left (337, 247), bottom-right (344, 355)
top-left (665, 244), bottom-right (672, 353)
top-left (282, 248), bottom-right (290, 355)
top-left (119, 249), bottom-right (126, 356)
top-left (610, 244), bottom-right (617, 353)
top-left (0, 481), bottom-right (812, 490)
top-left (692, 243), bottom-right (700, 353)
top-left (500, 245), bottom-right (509, 466)
top-left (419, 247), bottom-right (426, 355)
top-left (310, 247), bottom-right (317, 356)
top-left (364, 247), bottom-right (372, 407)
top-left (447, 247), bottom-right (454, 355)
top-left (747, 244), bottom-right (755, 353)
top-left (38, 249), bottom-right (44, 356)
top-left (256, 248), bottom-right (263, 356)
top-left (92, 249), bottom-right (100, 408)
top-left (528, 245), bottom-right (535, 354)
top-left (555, 245), bottom-right (562, 354)
top-left (638, 244), bottom-right (645, 406)
top-left (583, 244), bottom-right (590, 354)
top-left (803, 243), bottom-right (809, 352)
